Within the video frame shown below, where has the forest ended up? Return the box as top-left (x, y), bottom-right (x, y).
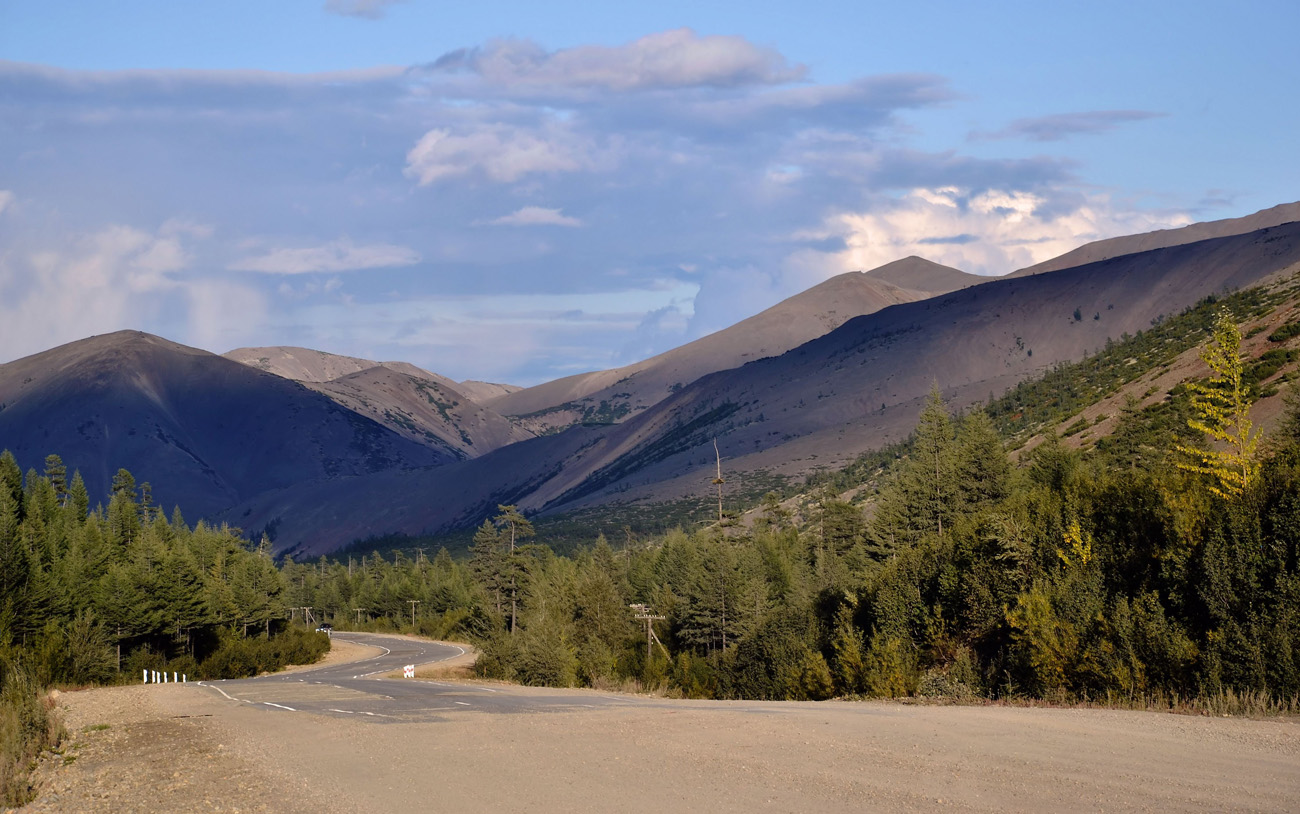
top-left (0, 454), bottom-right (326, 803)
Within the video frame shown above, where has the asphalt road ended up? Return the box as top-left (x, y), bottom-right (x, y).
top-left (197, 632), bottom-right (635, 721)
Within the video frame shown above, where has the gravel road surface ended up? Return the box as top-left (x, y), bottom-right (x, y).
top-left (20, 633), bottom-right (1300, 813)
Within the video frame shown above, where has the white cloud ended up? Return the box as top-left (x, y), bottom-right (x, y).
top-left (404, 122), bottom-right (599, 186)
top-left (431, 28), bottom-right (804, 92)
top-left (0, 222), bottom-right (229, 362)
top-left (323, 0), bottom-right (407, 20)
top-left (485, 206), bottom-right (583, 227)
top-left (230, 239), bottom-right (420, 274)
top-left (796, 188), bottom-right (1193, 277)
top-left (0, 191), bottom-right (13, 215)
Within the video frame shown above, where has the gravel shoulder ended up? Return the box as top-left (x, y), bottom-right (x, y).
top-left (18, 637), bottom-right (1300, 813)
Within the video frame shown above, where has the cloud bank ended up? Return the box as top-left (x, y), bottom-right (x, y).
top-left (0, 30), bottom-right (1192, 383)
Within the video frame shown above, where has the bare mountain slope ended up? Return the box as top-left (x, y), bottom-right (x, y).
top-left (456, 380), bottom-right (523, 404)
top-left (864, 255), bottom-right (985, 292)
top-left (304, 367), bottom-right (535, 459)
top-left (528, 221), bottom-right (1300, 513)
top-left (225, 346), bottom-right (533, 457)
top-left (0, 332), bottom-right (452, 519)
top-left (223, 220), bottom-right (1300, 553)
top-left (1010, 201), bottom-right (1300, 277)
top-left (224, 346), bottom-right (457, 390)
top-left (490, 258), bottom-right (985, 433)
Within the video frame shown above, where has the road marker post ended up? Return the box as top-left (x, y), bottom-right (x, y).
top-left (403, 664), bottom-right (415, 678)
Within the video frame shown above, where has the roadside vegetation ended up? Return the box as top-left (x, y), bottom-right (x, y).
top-left (0, 458), bottom-right (329, 805)
top-left (281, 300), bottom-right (1300, 712)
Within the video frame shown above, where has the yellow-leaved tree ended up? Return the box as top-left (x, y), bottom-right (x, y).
top-left (1176, 308), bottom-right (1261, 498)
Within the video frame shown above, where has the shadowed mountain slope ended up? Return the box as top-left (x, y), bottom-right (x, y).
top-left (489, 258), bottom-right (986, 433)
top-left (0, 332), bottom-right (452, 518)
top-left (225, 346), bottom-right (533, 457)
top-left (221, 219), bottom-right (1300, 553)
top-left (531, 220), bottom-right (1300, 512)
top-left (1010, 201), bottom-right (1300, 277)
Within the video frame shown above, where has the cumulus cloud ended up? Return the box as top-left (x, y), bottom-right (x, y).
top-left (793, 188), bottom-right (1192, 277)
top-left (323, 0), bottom-right (407, 20)
top-left (0, 28), bottom-right (1205, 382)
top-left (973, 110), bottom-right (1164, 142)
top-left (230, 239), bottom-right (420, 274)
top-left (428, 28), bottom-right (804, 92)
top-left (485, 206), bottom-right (583, 227)
top-left (0, 222), bottom-right (247, 362)
top-left (404, 122), bottom-right (602, 186)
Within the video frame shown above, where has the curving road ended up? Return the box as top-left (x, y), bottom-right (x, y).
top-left (197, 632), bottom-right (634, 721)
top-left (160, 631), bottom-right (1300, 812)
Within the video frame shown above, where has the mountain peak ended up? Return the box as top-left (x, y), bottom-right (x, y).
top-left (862, 256), bottom-right (985, 293)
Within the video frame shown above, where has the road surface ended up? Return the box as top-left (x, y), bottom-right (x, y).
top-left (197, 632), bottom-right (639, 718)
top-left (25, 632), bottom-right (1300, 813)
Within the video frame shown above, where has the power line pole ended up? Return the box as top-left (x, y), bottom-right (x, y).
top-left (353, 607), bottom-right (366, 626)
top-left (630, 603), bottom-right (666, 660)
top-left (712, 438), bottom-right (726, 527)
top-left (408, 599), bottom-right (421, 628)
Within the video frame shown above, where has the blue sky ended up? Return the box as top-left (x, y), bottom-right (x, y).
top-left (2, 1), bottom-right (1296, 384)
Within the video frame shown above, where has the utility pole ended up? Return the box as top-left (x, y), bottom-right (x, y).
top-left (630, 603), bottom-right (667, 660)
top-left (408, 599), bottom-right (421, 628)
top-left (353, 608), bottom-right (366, 626)
top-left (712, 438), bottom-right (726, 527)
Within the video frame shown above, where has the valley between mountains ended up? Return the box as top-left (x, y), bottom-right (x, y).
top-left (2, 202), bottom-right (1300, 555)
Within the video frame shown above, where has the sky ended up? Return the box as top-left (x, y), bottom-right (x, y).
top-left (2, 1), bottom-right (1297, 385)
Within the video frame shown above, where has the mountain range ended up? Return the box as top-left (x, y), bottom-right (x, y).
top-left (2, 202), bottom-right (1298, 555)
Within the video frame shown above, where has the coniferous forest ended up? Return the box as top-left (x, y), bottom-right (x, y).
top-left (3, 306), bottom-right (1300, 803)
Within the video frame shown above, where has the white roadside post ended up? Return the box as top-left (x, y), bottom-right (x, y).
top-left (143, 669), bottom-right (149, 683)
top-left (403, 664), bottom-right (415, 678)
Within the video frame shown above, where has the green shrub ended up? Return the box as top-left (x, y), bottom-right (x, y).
top-left (0, 661), bottom-right (64, 807)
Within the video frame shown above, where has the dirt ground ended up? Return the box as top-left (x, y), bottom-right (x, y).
top-left (17, 642), bottom-right (1300, 813)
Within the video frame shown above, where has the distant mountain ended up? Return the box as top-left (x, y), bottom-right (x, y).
top-left (1010, 201), bottom-right (1300, 277)
top-left (220, 218), bottom-right (1300, 554)
top-left (225, 346), bottom-right (533, 458)
top-left (531, 220), bottom-right (1300, 512)
top-left (455, 380), bottom-right (523, 404)
top-left (489, 259), bottom-right (986, 434)
top-left (0, 332), bottom-right (451, 519)
top-left (224, 346), bottom-right (456, 389)
top-left (303, 366), bottom-right (535, 459)
top-left (863, 255), bottom-right (985, 292)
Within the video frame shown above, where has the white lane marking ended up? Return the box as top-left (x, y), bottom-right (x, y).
top-left (198, 682), bottom-right (241, 702)
top-left (454, 701), bottom-right (471, 706)
top-left (328, 709), bottom-right (354, 714)
top-left (262, 702), bottom-right (296, 711)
